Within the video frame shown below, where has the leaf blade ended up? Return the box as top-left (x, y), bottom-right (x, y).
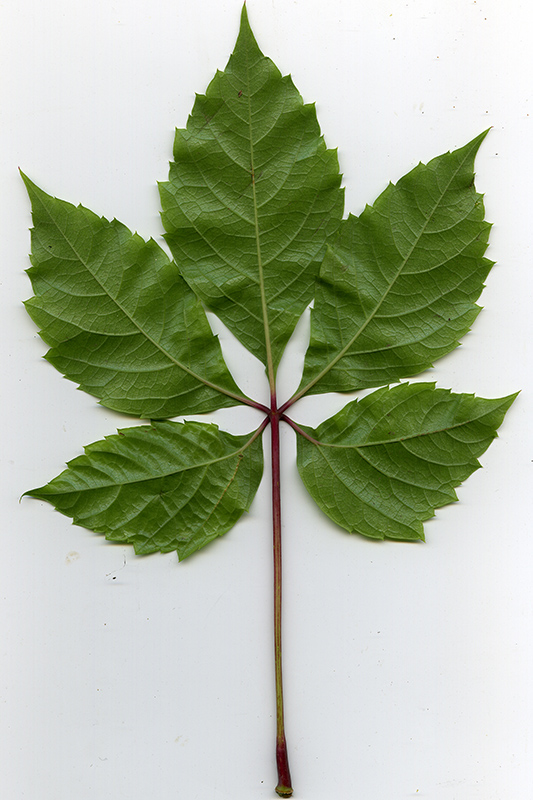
top-left (25, 420), bottom-right (265, 559)
top-left (159, 6), bottom-right (344, 373)
top-left (297, 133), bottom-right (493, 398)
top-left (296, 383), bottom-right (516, 541)
top-left (23, 175), bottom-right (249, 418)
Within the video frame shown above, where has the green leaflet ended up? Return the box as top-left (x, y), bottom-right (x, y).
top-left (25, 421), bottom-right (264, 560)
top-left (297, 133), bottom-right (493, 397)
top-left (23, 175), bottom-right (246, 419)
top-left (296, 383), bottom-right (517, 541)
top-left (159, 6), bottom-right (344, 374)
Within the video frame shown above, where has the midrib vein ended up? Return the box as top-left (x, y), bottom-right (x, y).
top-left (244, 54), bottom-right (275, 390)
top-left (312, 408), bottom-right (493, 449)
top-left (36, 424), bottom-right (265, 494)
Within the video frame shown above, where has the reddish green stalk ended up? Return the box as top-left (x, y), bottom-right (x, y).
top-left (281, 414), bottom-right (319, 445)
top-left (270, 394), bottom-right (293, 798)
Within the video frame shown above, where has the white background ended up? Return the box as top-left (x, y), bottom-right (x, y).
top-left (1, 1), bottom-right (532, 798)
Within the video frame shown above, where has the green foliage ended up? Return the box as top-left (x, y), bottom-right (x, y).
top-left (22, 176), bottom-right (245, 419)
top-left (159, 9), bottom-right (343, 372)
top-left (298, 133), bottom-right (493, 396)
top-left (296, 383), bottom-right (515, 541)
top-left (24, 6), bottom-right (513, 556)
top-left (25, 421), bottom-right (263, 560)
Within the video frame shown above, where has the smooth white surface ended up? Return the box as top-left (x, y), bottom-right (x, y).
top-left (1, 1), bottom-right (532, 798)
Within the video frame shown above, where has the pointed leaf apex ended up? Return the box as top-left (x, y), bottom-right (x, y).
top-left (240, 3), bottom-right (250, 28)
top-left (20, 172), bottom-right (49, 208)
top-left (454, 128), bottom-right (491, 166)
top-left (499, 391), bottom-right (520, 414)
top-left (236, 3), bottom-right (263, 56)
top-left (20, 170), bottom-right (36, 194)
top-left (469, 127), bottom-right (491, 152)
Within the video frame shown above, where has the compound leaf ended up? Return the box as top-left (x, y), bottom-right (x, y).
top-left (296, 383), bottom-right (516, 541)
top-left (25, 421), bottom-right (264, 560)
top-left (23, 175), bottom-right (247, 419)
top-left (298, 133), bottom-right (493, 397)
top-left (159, 6), bottom-right (344, 373)
top-left (21, 7), bottom-right (517, 795)
top-left (22, 9), bottom-right (514, 558)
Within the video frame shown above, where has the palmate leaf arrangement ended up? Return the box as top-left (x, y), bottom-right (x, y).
top-left (23, 6), bottom-right (516, 797)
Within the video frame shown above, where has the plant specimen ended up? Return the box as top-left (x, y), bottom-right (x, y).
top-left (22, 7), bottom-right (515, 797)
